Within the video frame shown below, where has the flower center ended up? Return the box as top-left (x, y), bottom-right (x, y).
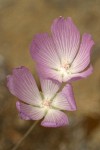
top-left (43, 100), bottom-right (51, 106)
top-left (62, 63), bottom-right (70, 69)
top-left (59, 62), bottom-right (72, 75)
top-left (41, 99), bottom-right (52, 109)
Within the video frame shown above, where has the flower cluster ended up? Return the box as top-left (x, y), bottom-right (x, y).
top-left (7, 17), bottom-right (94, 127)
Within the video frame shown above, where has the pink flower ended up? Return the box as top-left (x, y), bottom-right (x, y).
top-left (30, 17), bottom-right (94, 82)
top-left (7, 66), bottom-right (76, 127)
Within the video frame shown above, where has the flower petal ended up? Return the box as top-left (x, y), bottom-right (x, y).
top-left (16, 101), bottom-right (31, 120)
top-left (7, 66), bottom-right (42, 106)
top-left (41, 109), bottom-right (68, 127)
top-left (30, 33), bottom-right (60, 69)
top-left (40, 78), bottom-right (60, 100)
top-left (52, 84), bottom-right (77, 111)
top-left (37, 64), bottom-right (62, 82)
top-left (71, 33), bottom-right (94, 73)
top-left (16, 101), bottom-right (46, 120)
top-left (64, 65), bottom-right (93, 82)
top-left (51, 17), bottom-right (80, 63)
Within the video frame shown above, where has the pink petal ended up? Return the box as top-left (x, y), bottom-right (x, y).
top-left (51, 17), bottom-right (80, 63)
top-left (52, 84), bottom-right (77, 111)
top-left (41, 109), bottom-right (68, 127)
top-left (16, 101), bottom-right (31, 120)
top-left (7, 66), bottom-right (42, 106)
top-left (64, 65), bottom-right (93, 82)
top-left (16, 101), bottom-right (45, 120)
top-left (30, 33), bottom-right (60, 69)
top-left (40, 78), bottom-right (60, 99)
top-left (71, 33), bottom-right (94, 73)
top-left (37, 64), bottom-right (62, 83)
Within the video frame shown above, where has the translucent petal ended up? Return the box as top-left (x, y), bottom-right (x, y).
top-left (71, 33), bottom-right (94, 73)
top-left (41, 109), bottom-right (68, 127)
top-left (30, 33), bottom-right (60, 68)
top-left (51, 17), bottom-right (80, 63)
top-left (52, 84), bottom-right (77, 111)
top-left (16, 101), bottom-right (46, 120)
top-left (40, 78), bottom-right (60, 100)
top-left (7, 66), bottom-right (42, 106)
top-left (37, 64), bottom-right (63, 83)
top-left (63, 65), bottom-right (93, 82)
top-left (16, 101), bottom-right (31, 120)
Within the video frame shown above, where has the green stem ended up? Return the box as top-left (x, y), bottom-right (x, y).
top-left (12, 120), bottom-right (39, 150)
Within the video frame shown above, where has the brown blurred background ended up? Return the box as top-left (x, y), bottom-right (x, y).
top-left (0, 0), bottom-right (100, 150)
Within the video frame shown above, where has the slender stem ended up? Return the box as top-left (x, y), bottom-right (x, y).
top-left (12, 120), bottom-right (39, 150)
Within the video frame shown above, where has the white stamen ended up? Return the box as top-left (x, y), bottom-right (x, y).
top-left (57, 62), bottom-right (72, 78)
top-left (41, 99), bottom-right (52, 109)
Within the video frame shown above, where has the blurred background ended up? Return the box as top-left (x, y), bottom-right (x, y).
top-left (0, 0), bottom-right (100, 150)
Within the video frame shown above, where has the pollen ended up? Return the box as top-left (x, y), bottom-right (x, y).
top-left (41, 99), bottom-right (52, 109)
top-left (62, 63), bottom-right (70, 69)
top-left (58, 62), bottom-right (72, 76)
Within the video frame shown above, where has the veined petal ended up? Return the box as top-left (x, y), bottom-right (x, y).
top-left (30, 33), bottom-right (60, 68)
top-left (16, 101), bottom-right (31, 120)
top-left (37, 64), bottom-right (63, 83)
top-left (51, 17), bottom-right (80, 63)
top-left (67, 65), bottom-right (93, 81)
top-left (52, 84), bottom-right (77, 111)
top-left (16, 101), bottom-right (46, 120)
top-left (40, 78), bottom-right (60, 100)
top-left (41, 109), bottom-right (68, 127)
top-left (7, 66), bottom-right (42, 106)
top-left (71, 33), bottom-right (94, 73)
